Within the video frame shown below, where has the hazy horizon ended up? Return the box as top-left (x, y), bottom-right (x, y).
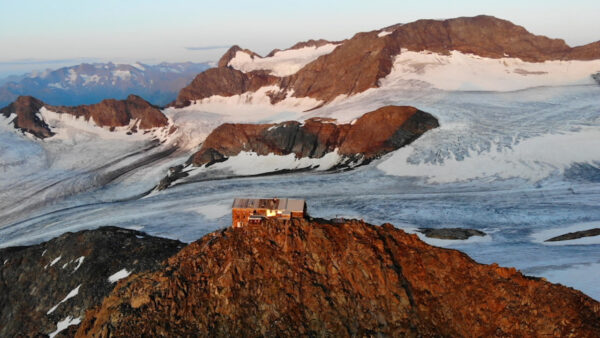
top-left (1, 0), bottom-right (599, 78)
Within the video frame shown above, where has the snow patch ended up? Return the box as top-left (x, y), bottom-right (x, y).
top-left (81, 74), bottom-right (101, 86)
top-left (112, 70), bottom-right (131, 81)
top-left (108, 268), bottom-right (131, 283)
top-left (189, 203), bottom-right (231, 219)
top-left (48, 316), bottom-right (81, 338)
top-left (228, 44), bottom-right (339, 76)
top-left (41, 249), bottom-right (47, 257)
top-left (47, 284), bottom-right (81, 314)
top-left (48, 83), bottom-right (65, 89)
top-left (383, 49), bottom-right (600, 91)
top-left (205, 150), bottom-right (342, 176)
top-left (73, 256), bottom-right (85, 272)
top-left (49, 255), bottom-right (62, 267)
top-left (131, 62), bottom-right (146, 71)
top-left (67, 69), bottom-right (78, 84)
top-left (378, 30), bottom-right (393, 37)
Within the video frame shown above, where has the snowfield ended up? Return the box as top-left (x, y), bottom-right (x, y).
top-left (228, 43), bottom-right (339, 76)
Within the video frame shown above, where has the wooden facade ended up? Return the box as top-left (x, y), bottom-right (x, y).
top-left (232, 198), bottom-right (307, 227)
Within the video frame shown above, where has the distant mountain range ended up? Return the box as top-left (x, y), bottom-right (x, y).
top-left (0, 61), bottom-right (211, 107)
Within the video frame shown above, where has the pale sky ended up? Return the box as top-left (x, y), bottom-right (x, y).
top-left (1, 0), bottom-right (599, 77)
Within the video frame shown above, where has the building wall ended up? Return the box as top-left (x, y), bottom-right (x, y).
top-left (232, 206), bottom-right (306, 227)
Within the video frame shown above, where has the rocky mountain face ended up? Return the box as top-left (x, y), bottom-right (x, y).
top-left (1, 94), bottom-right (169, 138)
top-left (0, 62), bottom-right (211, 108)
top-left (172, 15), bottom-right (600, 108)
top-left (0, 226), bottom-right (184, 337)
top-left (190, 105), bottom-right (439, 166)
top-left (0, 96), bottom-right (53, 138)
top-left (77, 219), bottom-right (600, 337)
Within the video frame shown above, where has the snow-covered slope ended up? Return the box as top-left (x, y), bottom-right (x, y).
top-left (227, 43), bottom-right (339, 76)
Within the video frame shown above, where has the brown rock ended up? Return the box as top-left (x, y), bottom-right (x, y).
top-left (76, 218), bottom-right (600, 337)
top-left (49, 94), bottom-right (168, 130)
top-left (172, 68), bottom-right (279, 107)
top-left (174, 15), bottom-right (600, 108)
top-left (189, 105), bottom-right (439, 166)
top-left (1, 95), bottom-right (168, 138)
top-left (0, 96), bottom-right (54, 138)
top-left (218, 45), bottom-right (262, 68)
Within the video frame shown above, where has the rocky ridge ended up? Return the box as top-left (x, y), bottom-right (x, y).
top-left (190, 105), bottom-right (439, 167)
top-left (77, 219), bottom-right (600, 337)
top-left (0, 226), bottom-right (184, 337)
top-left (1, 94), bottom-right (169, 138)
top-left (172, 15), bottom-right (600, 108)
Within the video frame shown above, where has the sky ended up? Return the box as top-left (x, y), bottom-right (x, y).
top-left (1, 0), bottom-right (599, 77)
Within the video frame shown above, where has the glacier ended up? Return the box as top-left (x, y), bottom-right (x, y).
top-left (0, 52), bottom-right (599, 300)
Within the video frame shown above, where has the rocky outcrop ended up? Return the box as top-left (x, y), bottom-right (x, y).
top-left (0, 226), bottom-right (184, 337)
top-left (217, 45), bottom-right (262, 68)
top-left (171, 67), bottom-right (279, 108)
top-left (545, 228), bottom-right (600, 242)
top-left (0, 96), bottom-right (54, 138)
top-left (77, 219), bottom-right (600, 337)
top-left (593, 72), bottom-right (600, 85)
top-left (189, 105), bottom-right (439, 166)
top-left (418, 228), bottom-right (486, 240)
top-left (0, 94), bottom-right (169, 138)
top-left (49, 94), bottom-right (168, 130)
top-left (172, 15), bottom-right (600, 108)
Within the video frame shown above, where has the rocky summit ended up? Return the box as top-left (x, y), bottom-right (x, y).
top-left (190, 105), bottom-right (439, 167)
top-left (77, 219), bottom-right (600, 337)
top-left (0, 94), bottom-right (169, 138)
top-left (0, 227), bottom-right (184, 337)
top-left (172, 15), bottom-right (600, 107)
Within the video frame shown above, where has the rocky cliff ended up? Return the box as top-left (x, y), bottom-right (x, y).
top-left (0, 95), bottom-right (53, 138)
top-left (172, 15), bottom-right (600, 107)
top-left (77, 219), bottom-right (600, 337)
top-left (0, 226), bottom-right (184, 337)
top-left (190, 105), bottom-right (439, 167)
top-left (1, 94), bottom-right (169, 138)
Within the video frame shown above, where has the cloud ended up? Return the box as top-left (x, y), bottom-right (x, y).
top-left (185, 45), bottom-right (230, 51)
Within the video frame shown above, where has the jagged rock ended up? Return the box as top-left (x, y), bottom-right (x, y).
top-left (190, 105), bottom-right (439, 166)
top-left (0, 226), bottom-right (184, 337)
top-left (171, 67), bottom-right (279, 107)
top-left (77, 219), bottom-right (600, 337)
top-left (0, 95), bottom-right (169, 138)
top-left (0, 96), bottom-right (54, 138)
top-left (545, 228), bottom-right (600, 242)
top-left (173, 15), bottom-right (600, 108)
top-left (418, 228), bottom-right (486, 240)
top-left (49, 94), bottom-right (168, 130)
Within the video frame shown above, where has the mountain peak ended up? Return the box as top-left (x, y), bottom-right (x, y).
top-left (77, 219), bottom-right (600, 336)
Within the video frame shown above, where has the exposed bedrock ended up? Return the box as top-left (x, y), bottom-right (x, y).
top-left (190, 105), bottom-right (439, 167)
top-left (77, 219), bottom-right (600, 337)
top-left (1, 94), bottom-right (169, 138)
top-left (418, 228), bottom-right (487, 240)
top-left (173, 15), bottom-right (600, 107)
top-left (545, 228), bottom-right (600, 242)
top-left (0, 227), bottom-right (184, 337)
